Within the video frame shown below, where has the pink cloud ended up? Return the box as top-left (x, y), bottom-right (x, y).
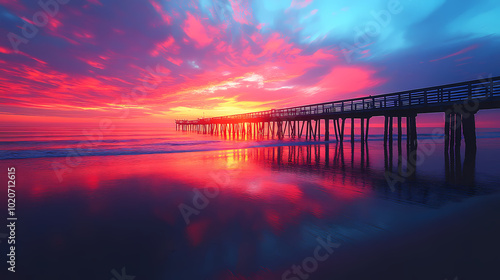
top-left (311, 66), bottom-right (384, 99)
top-left (78, 57), bottom-right (105, 69)
top-left (167, 57), bottom-right (183, 66)
top-left (430, 44), bottom-right (478, 62)
top-left (229, 0), bottom-right (253, 25)
top-left (183, 12), bottom-right (217, 48)
top-left (149, 0), bottom-right (172, 25)
top-left (150, 36), bottom-right (179, 57)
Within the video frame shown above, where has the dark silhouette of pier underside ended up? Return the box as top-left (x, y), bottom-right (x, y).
top-left (176, 76), bottom-right (500, 153)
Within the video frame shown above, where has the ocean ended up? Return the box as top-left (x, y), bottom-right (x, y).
top-left (1, 126), bottom-right (500, 279)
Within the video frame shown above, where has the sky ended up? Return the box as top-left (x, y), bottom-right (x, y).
top-left (0, 0), bottom-right (499, 127)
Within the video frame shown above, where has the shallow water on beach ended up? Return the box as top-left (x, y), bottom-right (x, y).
top-left (1, 126), bottom-right (500, 279)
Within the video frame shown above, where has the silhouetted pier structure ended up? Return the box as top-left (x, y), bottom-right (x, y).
top-left (176, 76), bottom-right (500, 151)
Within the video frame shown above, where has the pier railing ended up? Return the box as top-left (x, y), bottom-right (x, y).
top-left (176, 76), bottom-right (500, 124)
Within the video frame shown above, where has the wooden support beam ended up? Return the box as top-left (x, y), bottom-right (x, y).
top-left (412, 116), bottom-right (418, 147)
top-left (351, 118), bottom-right (355, 143)
top-left (450, 114), bottom-right (455, 148)
top-left (276, 121), bottom-right (281, 139)
top-left (360, 117), bottom-right (365, 144)
top-left (389, 117), bottom-right (394, 146)
top-left (333, 119), bottom-right (338, 141)
top-left (292, 121), bottom-right (297, 138)
top-left (267, 122), bottom-right (270, 139)
top-left (305, 121), bottom-right (309, 140)
top-left (365, 117), bottom-right (370, 143)
top-left (312, 120), bottom-right (316, 140)
top-left (309, 120), bottom-right (314, 140)
top-left (341, 118), bottom-right (346, 143)
top-left (316, 119), bottom-right (320, 141)
top-left (276, 122), bottom-right (279, 139)
top-left (325, 119), bottom-right (330, 141)
top-left (282, 122), bottom-right (285, 138)
top-left (384, 116), bottom-right (388, 145)
top-left (406, 116), bottom-right (411, 147)
top-left (282, 121), bottom-right (286, 139)
top-left (397, 116), bottom-right (402, 153)
top-left (272, 122), bottom-right (275, 139)
top-left (454, 113), bottom-right (461, 149)
top-left (336, 119), bottom-right (341, 142)
top-left (462, 113), bottom-right (477, 152)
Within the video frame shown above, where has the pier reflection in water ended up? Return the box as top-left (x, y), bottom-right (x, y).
top-left (234, 140), bottom-right (483, 210)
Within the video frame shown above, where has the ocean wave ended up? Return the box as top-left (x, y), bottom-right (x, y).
top-left (2, 130), bottom-right (500, 160)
